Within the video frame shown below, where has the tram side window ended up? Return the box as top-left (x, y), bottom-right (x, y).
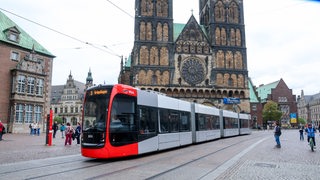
top-left (197, 114), bottom-right (220, 131)
top-left (170, 112), bottom-right (179, 132)
top-left (233, 118), bottom-right (239, 128)
top-left (240, 119), bottom-right (249, 128)
top-left (196, 114), bottom-right (205, 131)
top-left (138, 106), bottom-right (157, 134)
top-left (224, 117), bottom-right (238, 129)
top-left (213, 115), bottom-right (220, 129)
top-left (159, 109), bottom-right (169, 133)
top-left (159, 109), bottom-right (180, 133)
top-left (180, 111), bottom-right (191, 132)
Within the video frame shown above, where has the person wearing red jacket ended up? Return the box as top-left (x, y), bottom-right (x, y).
top-left (0, 120), bottom-right (4, 141)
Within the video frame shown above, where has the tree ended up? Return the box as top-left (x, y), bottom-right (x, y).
top-left (297, 117), bottom-right (306, 126)
top-left (262, 101), bottom-right (282, 125)
top-left (53, 116), bottom-right (63, 124)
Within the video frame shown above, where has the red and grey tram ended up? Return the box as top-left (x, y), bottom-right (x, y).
top-left (81, 84), bottom-right (251, 159)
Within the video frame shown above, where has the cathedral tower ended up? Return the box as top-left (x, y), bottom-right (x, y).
top-left (131, 0), bottom-right (174, 87)
top-left (199, 0), bottom-right (248, 97)
top-left (119, 0), bottom-right (250, 112)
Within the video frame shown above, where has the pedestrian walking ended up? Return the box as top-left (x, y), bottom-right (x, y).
top-left (65, 122), bottom-right (74, 146)
top-left (29, 123), bottom-right (33, 135)
top-left (0, 120), bottom-right (5, 141)
top-left (60, 123), bottom-right (65, 138)
top-left (52, 121), bottom-right (58, 138)
top-left (273, 121), bottom-right (282, 148)
top-left (299, 127), bottom-right (304, 141)
top-left (75, 122), bottom-right (81, 144)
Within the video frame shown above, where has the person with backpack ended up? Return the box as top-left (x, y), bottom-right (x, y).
top-left (273, 121), bottom-right (282, 148)
top-left (74, 122), bottom-right (81, 145)
top-left (305, 123), bottom-right (316, 149)
top-left (60, 123), bottom-right (65, 138)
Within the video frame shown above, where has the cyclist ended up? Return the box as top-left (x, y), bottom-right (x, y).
top-left (305, 123), bottom-right (316, 149)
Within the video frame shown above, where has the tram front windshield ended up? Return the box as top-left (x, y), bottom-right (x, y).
top-left (82, 88), bottom-right (111, 147)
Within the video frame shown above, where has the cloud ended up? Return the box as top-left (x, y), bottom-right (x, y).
top-left (1, 0), bottom-right (320, 96)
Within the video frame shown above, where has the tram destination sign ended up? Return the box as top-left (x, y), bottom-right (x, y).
top-left (223, 98), bottom-right (240, 104)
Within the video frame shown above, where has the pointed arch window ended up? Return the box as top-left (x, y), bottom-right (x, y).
top-left (152, 75), bottom-right (158, 85)
top-left (228, 78), bottom-right (233, 87)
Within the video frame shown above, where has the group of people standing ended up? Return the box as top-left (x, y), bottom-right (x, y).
top-left (29, 121), bottom-right (40, 136)
top-left (52, 121), bottom-right (81, 146)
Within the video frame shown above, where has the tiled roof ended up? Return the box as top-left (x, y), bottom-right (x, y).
top-left (0, 10), bottom-right (54, 57)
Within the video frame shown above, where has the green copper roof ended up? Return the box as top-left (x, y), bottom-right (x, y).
top-left (124, 55), bottom-right (132, 67)
top-left (173, 23), bottom-right (185, 41)
top-left (173, 23), bottom-right (208, 42)
top-left (248, 79), bottom-right (259, 103)
top-left (256, 80), bottom-right (280, 101)
top-left (0, 11), bottom-right (54, 57)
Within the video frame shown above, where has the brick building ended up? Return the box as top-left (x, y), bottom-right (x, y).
top-left (250, 79), bottom-right (297, 128)
top-left (0, 11), bottom-right (55, 133)
top-left (119, 0), bottom-right (250, 113)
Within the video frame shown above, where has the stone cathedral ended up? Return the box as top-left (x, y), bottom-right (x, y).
top-left (119, 0), bottom-right (250, 113)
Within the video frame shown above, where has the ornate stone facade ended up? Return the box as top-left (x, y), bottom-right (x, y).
top-left (50, 71), bottom-right (92, 126)
top-left (119, 0), bottom-right (249, 113)
top-left (0, 11), bottom-right (54, 133)
top-left (297, 90), bottom-right (320, 127)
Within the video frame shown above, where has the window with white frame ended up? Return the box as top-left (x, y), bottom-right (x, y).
top-left (25, 104), bottom-right (33, 123)
top-left (17, 75), bottom-right (26, 93)
top-left (27, 77), bottom-right (35, 94)
top-left (252, 105), bottom-right (257, 111)
top-left (10, 51), bottom-right (19, 61)
top-left (15, 104), bottom-right (24, 123)
top-left (35, 105), bottom-right (42, 123)
top-left (36, 79), bottom-right (44, 96)
top-left (278, 97), bottom-right (288, 103)
top-left (8, 33), bottom-right (19, 42)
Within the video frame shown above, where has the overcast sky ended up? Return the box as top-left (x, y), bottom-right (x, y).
top-left (1, 0), bottom-right (319, 96)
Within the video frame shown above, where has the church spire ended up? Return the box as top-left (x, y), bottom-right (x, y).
top-left (86, 68), bottom-right (93, 89)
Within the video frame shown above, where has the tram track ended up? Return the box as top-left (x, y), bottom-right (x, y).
top-left (85, 133), bottom-right (268, 179)
top-left (0, 133), bottom-right (268, 179)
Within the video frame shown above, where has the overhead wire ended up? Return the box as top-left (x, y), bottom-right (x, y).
top-left (0, 4), bottom-right (134, 57)
top-left (105, 0), bottom-right (134, 19)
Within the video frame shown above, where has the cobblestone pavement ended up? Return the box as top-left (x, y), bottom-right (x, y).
top-left (0, 132), bottom-right (80, 165)
top-left (1, 130), bottom-right (320, 180)
top-left (215, 129), bottom-right (320, 180)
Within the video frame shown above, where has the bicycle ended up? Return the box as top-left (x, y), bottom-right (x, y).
top-left (309, 137), bottom-right (314, 152)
